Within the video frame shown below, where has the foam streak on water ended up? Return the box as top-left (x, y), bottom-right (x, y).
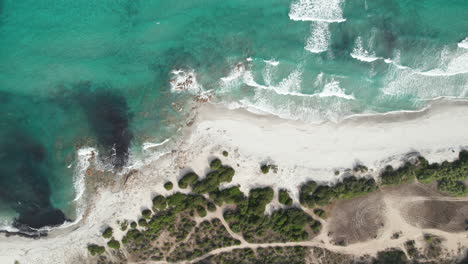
top-left (289, 0), bottom-right (346, 22)
top-left (305, 22), bottom-right (330, 53)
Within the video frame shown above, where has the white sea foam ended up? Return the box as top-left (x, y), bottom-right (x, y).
top-left (73, 148), bottom-right (95, 202)
top-left (143, 138), bottom-right (170, 150)
top-left (317, 80), bottom-right (355, 100)
top-left (416, 51), bottom-right (468, 77)
top-left (289, 0), bottom-right (346, 22)
top-left (169, 69), bottom-right (202, 93)
top-left (305, 22), bottom-right (330, 53)
top-left (25, 147), bottom-right (99, 233)
top-left (264, 59), bottom-right (280, 66)
top-left (458, 38), bottom-right (468, 49)
top-left (351, 36), bottom-right (380, 62)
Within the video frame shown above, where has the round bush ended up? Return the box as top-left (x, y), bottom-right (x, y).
top-left (164, 181), bottom-right (173, 190)
top-left (102, 227), bottom-right (113, 239)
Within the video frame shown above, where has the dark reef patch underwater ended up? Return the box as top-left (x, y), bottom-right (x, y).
top-left (0, 0), bottom-right (467, 233)
top-left (0, 86), bottom-right (136, 232)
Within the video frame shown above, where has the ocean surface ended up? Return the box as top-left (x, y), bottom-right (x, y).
top-left (0, 0), bottom-right (467, 231)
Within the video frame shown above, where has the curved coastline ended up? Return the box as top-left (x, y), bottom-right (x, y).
top-left (0, 97), bottom-right (467, 263)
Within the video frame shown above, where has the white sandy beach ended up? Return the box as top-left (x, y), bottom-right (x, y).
top-left (0, 99), bottom-right (467, 264)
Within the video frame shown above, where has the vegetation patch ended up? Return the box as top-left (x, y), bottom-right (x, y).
top-left (107, 238), bottom-right (120, 250)
top-left (168, 218), bottom-right (240, 262)
top-left (223, 187), bottom-right (318, 243)
top-left (313, 208), bottom-right (326, 219)
top-left (178, 172), bottom-right (199, 189)
top-left (278, 189), bottom-right (293, 206)
top-left (163, 181), bottom-right (173, 190)
top-left (404, 240), bottom-right (418, 258)
top-left (102, 227), bottom-right (113, 239)
top-left (260, 164), bottom-right (278, 174)
top-left (299, 176), bottom-right (377, 207)
top-left (196, 246), bottom-right (308, 264)
top-left (87, 244), bottom-right (105, 256)
top-left (381, 151), bottom-right (468, 195)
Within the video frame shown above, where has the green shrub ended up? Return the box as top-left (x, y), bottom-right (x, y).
top-left (313, 208), bottom-right (326, 219)
top-left (196, 206), bottom-right (207, 217)
top-left (210, 158), bottom-right (222, 170)
top-left (107, 239), bottom-right (120, 250)
top-left (178, 172), bottom-right (199, 189)
top-left (218, 166), bottom-right (235, 182)
top-left (102, 227), bottom-right (113, 239)
top-left (353, 164), bottom-right (368, 173)
top-left (166, 192), bottom-right (208, 213)
top-left (300, 177), bottom-right (377, 207)
top-left (87, 244), bottom-right (105, 256)
top-left (278, 189), bottom-right (293, 206)
top-left (222, 150), bottom-right (228, 157)
top-left (142, 209), bottom-right (152, 219)
top-left (119, 220), bottom-right (128, 231)
top-left (192, 166), bottom-right (235, 194)
top-left (380, 151), bottom-right (468, 195)
top-left (209, 186), bottom-right (245, 205)
top-left (247, 187), bottom-right (274, 216)
top-left (310, 220), bottom-right (322, 233)
top-left (152, 195), bottom-right (167, 211)
top-left (164, 181), bottom-right (173, 190)
top-left (260, 164), bottom-right (270, 174)
top-left (130, 221), bottom-right (137, 229)
top-left (374, 249), bottom-right (408, 264)
top-left (207, 202), bottom-right (217, 212)
top-left (138, 218), bottom-right (147, 227)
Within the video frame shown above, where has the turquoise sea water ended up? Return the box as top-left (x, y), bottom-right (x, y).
top-left (0, 0), bottom-right (467, 231)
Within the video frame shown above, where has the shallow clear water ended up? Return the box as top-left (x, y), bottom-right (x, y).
top-left (0, 0), bottom-right (467, 230)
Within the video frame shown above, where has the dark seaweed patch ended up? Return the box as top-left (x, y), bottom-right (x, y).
top-left (0, 91), bottom-right (68, 231)
top-left (0, 131), bottom-right (67, 230)
top-left (76, 85), bottom-right (133, 168)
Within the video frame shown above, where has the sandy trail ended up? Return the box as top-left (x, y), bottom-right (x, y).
top-left (0, 99), bottom-right (467, 264)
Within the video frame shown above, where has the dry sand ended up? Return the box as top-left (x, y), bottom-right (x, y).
top-left (0, 99), bottom-right (467, 264)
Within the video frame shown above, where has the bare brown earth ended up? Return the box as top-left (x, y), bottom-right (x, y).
top-left (327, 190), bottom-right (386, 245)
top-left (327, 182), bottom-right (468, 248)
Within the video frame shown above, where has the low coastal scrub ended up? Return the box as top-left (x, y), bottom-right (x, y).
top-left (278, 189), bottom-right (293, 206)
top-left (86, 150), bottom-right (468, 262)
top-left (87, 244), bottom-right (105, 256)
top-left (192, 164), bottom-right (235, 194)
top-left (381, 150), bottom-right (468, 195)
top-left (313, 208), bottom-right (326, 219)
top-left (102, 227), bottom-right (113, 239)
top-left (260, 164), bottom-right (278, 174)
top-left (163, 181), bottom-right (173, 190)
top-left (299, 176), bottom-right (377, 207)
top-left (178, 172), bottom-right (199, 189)
top-left (223, 187), bottom-right (318, 243)
top-left (107, 238), bottom-right (120, 250)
